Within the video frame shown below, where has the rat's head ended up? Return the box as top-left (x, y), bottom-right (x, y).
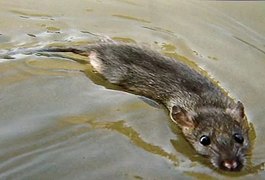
top-left (170, 101), bottom-right (250, 171)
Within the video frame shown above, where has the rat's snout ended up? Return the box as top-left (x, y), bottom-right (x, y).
top-left (220, 159), bottom-right (243, 171)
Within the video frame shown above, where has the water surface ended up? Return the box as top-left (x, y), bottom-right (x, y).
top-left (0, 0), bottom-right (265, 179)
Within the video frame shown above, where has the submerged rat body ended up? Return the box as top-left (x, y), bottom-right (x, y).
top-left (2, 43), bottom-right (250, 171)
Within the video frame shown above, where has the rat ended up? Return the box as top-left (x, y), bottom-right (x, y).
top-left (1, 43), bottom-right (251, 171)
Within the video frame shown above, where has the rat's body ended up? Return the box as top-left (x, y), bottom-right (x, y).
top-left (1, 43), bottom-right (250, 171)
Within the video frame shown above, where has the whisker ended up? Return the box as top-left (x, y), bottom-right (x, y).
top-left (235, 146), bottom-right (240, 157)
top-left (244, 165), bottom-right (251, 171)
top-left (208, 146), bottom-right (219, 156)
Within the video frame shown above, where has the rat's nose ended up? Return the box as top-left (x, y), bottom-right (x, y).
top-left (220, 159), bottom-right (242, 171)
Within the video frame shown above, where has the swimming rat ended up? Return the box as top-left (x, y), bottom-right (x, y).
top-left (1, 43), bottom-right (251, 171)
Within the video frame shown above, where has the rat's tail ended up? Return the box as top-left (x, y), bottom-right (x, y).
top-left (0, 45), bottom-right (92, 60)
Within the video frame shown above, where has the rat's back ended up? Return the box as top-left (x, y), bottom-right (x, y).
top-left (87, 43), bottom-right (231, 110)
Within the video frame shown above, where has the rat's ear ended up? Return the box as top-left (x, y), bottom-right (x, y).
top-left (226, 101), bottom-right (245, 120)
top-left (170, 105), bottom-right (197, 130)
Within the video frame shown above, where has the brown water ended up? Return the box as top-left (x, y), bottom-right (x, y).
top-left (0, 0), bottom-right (265, 179)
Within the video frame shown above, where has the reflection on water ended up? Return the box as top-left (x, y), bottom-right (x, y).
top-left (0, 0), bottom-right (265, 179)
top-left (64, 116), bottom-right (178, 164)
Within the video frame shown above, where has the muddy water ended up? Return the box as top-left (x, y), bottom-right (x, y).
top-left (0, 0), bottom-right (265, 179)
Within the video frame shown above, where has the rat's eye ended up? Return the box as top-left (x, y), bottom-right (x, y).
top-left (200, 135), bottom-right (211, 146)
top-left (233, 133), bottom-right (244, 144)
